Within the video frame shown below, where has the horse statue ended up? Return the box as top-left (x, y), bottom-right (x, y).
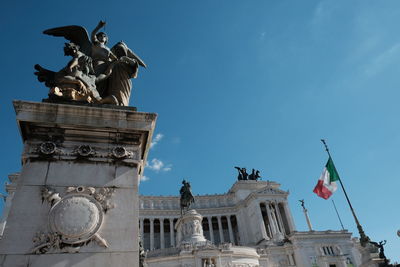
top-left (179, 180), bottom-right (195, 216)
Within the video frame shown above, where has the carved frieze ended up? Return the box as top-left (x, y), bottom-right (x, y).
top-left (29, 142), bottom-right (139, 164)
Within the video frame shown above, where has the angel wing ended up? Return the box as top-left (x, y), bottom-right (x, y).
top-left (43, 25), bottom-right (92, 57)
top-left (111, 41), bottom-right (147, 68)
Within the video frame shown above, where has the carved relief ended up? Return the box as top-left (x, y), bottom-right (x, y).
top-left (112, 146), bottom-right (133, 159)
top-left (39, 141), bottom-right (58, 155)
top-left (75, 145), bottom-right (95, 157)
top-left (30, 142), bottom-right (138, 163)
top-left (32, 186), bottom-right (114, 254)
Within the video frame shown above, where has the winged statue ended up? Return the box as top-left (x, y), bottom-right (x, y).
top-left (34, 20), bottom-right (146, 106)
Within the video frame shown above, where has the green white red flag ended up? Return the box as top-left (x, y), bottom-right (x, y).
top-left (313, 157), bottom-right (340, 199)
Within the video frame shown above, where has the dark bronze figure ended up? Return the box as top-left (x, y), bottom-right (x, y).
top-left (234, 167), bottom-right (248, 180)
top-left (179, 180), bottom-right (195, 216)
top-left (34, 20), bottom-right (146, 106)
top-left (299, 199), bottom-right (305, 209)
top-left (249, 169), bottom-right (261, 180)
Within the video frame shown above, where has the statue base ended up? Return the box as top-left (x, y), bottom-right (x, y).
top-left (175, 210), bottom-right (207, 247)
top-left (0, 101), bottom-right (156, 267)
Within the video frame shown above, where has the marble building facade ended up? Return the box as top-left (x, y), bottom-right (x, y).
top-left (1, 172), bottom-right (376, 266)
top-left (139, 180), bottom-right (364, 267)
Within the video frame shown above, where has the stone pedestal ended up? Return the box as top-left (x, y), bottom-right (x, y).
top-left (0, 101), bottom-right (156, 267)
top-left (357, 242), bottom-right (386, 267)
top-left (175, 209), bottom-right (207, 246)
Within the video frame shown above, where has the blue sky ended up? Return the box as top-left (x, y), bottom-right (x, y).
top-left (1, 0), bottom-right (399, 261)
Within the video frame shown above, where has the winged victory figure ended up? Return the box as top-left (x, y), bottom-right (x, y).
top-left (34, 20), bottom-right (146, 106)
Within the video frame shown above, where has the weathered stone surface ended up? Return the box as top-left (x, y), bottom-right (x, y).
top-left (0, 252), bottom-right (137, 267)
top-left (0, 101), bottom-right (156, 267)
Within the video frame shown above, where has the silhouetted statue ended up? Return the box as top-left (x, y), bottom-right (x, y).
top-left (299, 199), bottom-right (305, 209)
top-left (234, 167), bottom-right (248, 180)
top-left (249, 169), bottom-right (261, 180)
top-left (180, 180), bottom-right (195, 215)
top-left (370, 240), bottom-right (388, 265)
top-left (35, 20), bottom-right (146, 106)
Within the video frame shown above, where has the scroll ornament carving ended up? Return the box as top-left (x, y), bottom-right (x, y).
top-left (32, 186), bottom-right (115, 254)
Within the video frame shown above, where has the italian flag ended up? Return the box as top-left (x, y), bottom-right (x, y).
top-left (313, 157), bottom-right (339, 199)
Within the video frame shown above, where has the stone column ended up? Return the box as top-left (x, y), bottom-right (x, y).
top-left (274, 202), bottom-right (285, 234)
top-left (150, 218), bottom-right (154, 250)
top-left (265, 202), bottom-right (278, 237)
top-left (268, 202), bottom-right (283, 240)
top-left (160, 218), bottom-right (165, 249)
top-left (226, 215), bottom-right (234, 244)
top-left (257, 202), bottom-right (269, 240)
top-left (139, 219), bottom-right (144, 240)
top-left (169, 218), bottom-right (175, 247)
top-left (283, 201), bottom-right (296, 232)
top-left (207, 217), bottom-right (214, 243)
top-left (217, 216), bottom-right (224, 243)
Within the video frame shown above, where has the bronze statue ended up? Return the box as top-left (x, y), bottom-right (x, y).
top-left (234, 167), bottom-right (248, 180)
top-left (179, 180), bottom-right (195, 216)
top-left (248, 169), bottom-right (261, 180)
top-left (34, 20), bottom-right (146, 106)
top-left (370, 240), bottom-right (387, 262)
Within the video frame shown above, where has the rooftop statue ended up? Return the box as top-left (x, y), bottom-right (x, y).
top-left (179, 180), bottom-right (195, 216)
top-left (234, 167), bottom-right (248, 180)
top-left (34, 20), bottom-right (146, 106)
top-left (248, 168), bottom-right (261, 180)
top-left (234, 167), bottom-right (261, 181)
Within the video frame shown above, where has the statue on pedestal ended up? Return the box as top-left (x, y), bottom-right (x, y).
top-left (248, 169), bottom-right (261, 180)
top-left (34, 20), bottom-right (146, 106)
top-left (234, 167), bottom-right (261, 181)
top-left (179, 180), bottom-right (195, 215)
top-left (234, 167), bottom-right (248, 180)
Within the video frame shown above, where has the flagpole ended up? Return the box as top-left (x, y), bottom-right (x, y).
top-left (320, 139), bottom-right (370, 246)
top-left (331, 199), bottom-right (345, 230)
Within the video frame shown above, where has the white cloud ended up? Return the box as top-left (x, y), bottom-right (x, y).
top-left (141, 175), bottom-right (150, 182)
top-left (146, 158), bottom-right (172, 172)
top-left (150, 133), bottom-right (164, 149)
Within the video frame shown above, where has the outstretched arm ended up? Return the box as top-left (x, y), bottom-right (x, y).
top-left (91, 20), bottom-right (106, 43)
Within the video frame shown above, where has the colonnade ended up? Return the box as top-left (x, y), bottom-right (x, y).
top-left (140, 215), bottom-right (239, 251)
top-left (259, 201), bottom-right (292, 240)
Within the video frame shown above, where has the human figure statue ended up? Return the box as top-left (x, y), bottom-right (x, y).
top-left (234, 167), bottom-right (248, 180)
top-left (248, 169), bottom-right (261, 180)
top-left (299, 199), bottom-right (305, 210)
top-left (180, 180), bottom-right (195, 216)
top-left (34, 20), bottom-right (147, 106)
top-left (34, 43), bottom-right (102, 103)
top-left (139, 239), bottom-right (147, 267)
top-left (90, 20), bottom-right (118, 67)
top-left (370, 240), bottom-right (387, 263)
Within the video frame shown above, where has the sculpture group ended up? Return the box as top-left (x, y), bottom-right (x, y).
top-left (34, 21), bottom-right (146, 106)
top-left (234, 167), bottom-right (261, 181)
